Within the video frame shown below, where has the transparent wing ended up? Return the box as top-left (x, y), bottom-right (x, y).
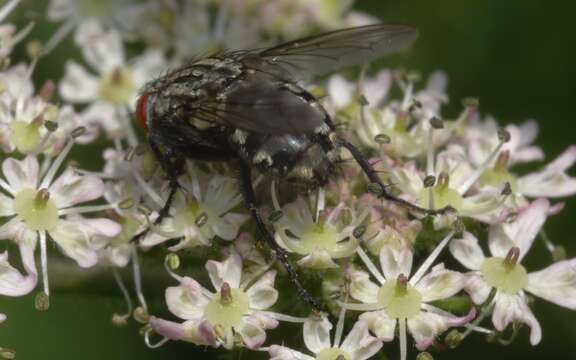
top-left (253, 24), bottom-right (418, 80)
top-left (189, 80), bottom-right (326, 135)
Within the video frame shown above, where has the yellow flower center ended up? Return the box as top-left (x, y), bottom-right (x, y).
top-left (99, 67), bottom-right (135, 105)
top-left (173, 198), bottom-right (212, 232)
top-left (13, 188), bottom-right (59, 231)
top-left (299, 224), bottom-right (339, 254)
top-left (479, 168), bottom-right (518, 191)
top-left (480, 257), bottom-right (528, 294)
top-left (203, 287), bottom-right (250, 330)
top-left (419, 173), bottom-right (464, 211)
top-left (316, 348), bottom-right (351, 360)
top-left (377, 276), bottom-right (422, 319)
top-left (111, 216), bottom-right (139, 246)
top-left (11, 121), bottom-right (41, 154)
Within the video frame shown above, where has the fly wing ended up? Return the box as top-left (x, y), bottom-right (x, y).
top-left (191, 80), bottom-right (326, 135)
top-left (251, 24), bottom-right (418, 81)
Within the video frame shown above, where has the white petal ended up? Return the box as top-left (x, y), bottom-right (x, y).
top-left (59, 60), bottom-right (99, 103)
top-left (465, 273), bottom-right (492, 304)
top-left (236, 317), bottom-right (267, 349)
top-left (0, 313), bottom-right (5, 323)
top-left (277, 197), bottom-right (314, 238)
top-left (50, 168), bottom-right (104, 208)
top-left (349, 269), bottom-right (380, 304)
top-left (246, 270), bottom-right (278, 310)
top-left (0, 192), bottom-right (14, 216)
top-left (76, 217), bottom-right (121, 238)
top-left (49, 219), bottom-right (98, 267)
top-left (205, 250), bottom-right (243, 290)
top-left (165, 277), bottom-right (209, 320)
top-left (47, 0), bottom-right (75, 21)
top-left (359, 310), bottom-right (396, 342)
top-left (212, 214), bottom-right (247, 241)
top-left (492, 292), bottom-right (542, 345)
top-left (526, 259), bottom-right (576, 309)
top-left (327, 74), bottom-right (354, 108)
top-left (76, 21), bottom-right (125, 74)
top-left (363, 70), bottom-right (392, 107)
top-left (0, 251), bottom-right (37, 296)
top-left (297, 249), bottom-right (339, 269)
top-left (269, 345), bottom-right (313, 360)
top-left (488, 198), bottom-right (549, 260)
top-left (340, 320), bottom-right (383, 360)
top-left (449, 232), bottom-right (486, 270)
top-left (518, 145), bottom-right (576, 197)
top-left (416, 264), bottom-right (465, 302)
top-left (131, 49), bottom-right (166, 88)
top-left (379, 245), bottom-right (413, 280)
top-left (407, 311), bottom-right (450, 351)
top-left (2, 156), bottom-right (39, 192)
top-left (303, 315), bottom-right (332, 354)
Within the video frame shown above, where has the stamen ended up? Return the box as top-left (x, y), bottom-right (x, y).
top-left (111, 267), bottom-right (133, 325)
top-left (399, 318), bottom-right (407, 360)
top-left (457, 129), bottom-right (510, 195)
top-left (40, 139), bottom-right (74, 189)
top-left (131, 244), bottom-right (148, 312)
top-left (40, 18), bottom-right (76, 57)
top-left (163, 253), bottom-right (182, 282)
top-left (130, 166), bottom-right (164, 208)
top-left (271, 181), bottom-right (281, 210)
top-left (315, 187), bottom-right (326, 222)
top-left (426, 119), bottom-right (436, 209)
top-left (0, 0), bottom-right (20, 23)
top-left (144, 328), bottom-right (169, 349)
top-left (58, 203), bottom-right (116, 216)
top-left (356, 247), bottom-right (386, 285)
top-left (333, 292), bottom-right (348, 348)
top-left (504, 247), bottom-right (520, 269)
top-left (410, 231), bottom-right (455, 285)
top-left (39, 231), bottom-right (49, 297)
top-left (259, 311), bottom-right (308, 323)
top-left (220, 282), bottom-right (232, 305)
top-left (337, 301), bottom-right (382, 312)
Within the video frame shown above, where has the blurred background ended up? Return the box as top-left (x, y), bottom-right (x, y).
top-left (1, 0), bottom-right (575, 359)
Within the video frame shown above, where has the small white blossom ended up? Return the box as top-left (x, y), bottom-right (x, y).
top-left (143, 167), bottom-right (248, 250)
top-left (274, 197), bottom-right (365, 269)
top-left (59, 21), bottom-right (165, 141)
top-left (450, 198), bottom-right (576, 345)
top-left (150, 250), bottom-right (280, 350)
top-left (269, 315), bottom-right (382, 360)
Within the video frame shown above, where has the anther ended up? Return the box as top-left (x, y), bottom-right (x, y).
top-left (423, 175), bottom-right (436, 188)
top-left (220, 282), bottom-right (233, 305)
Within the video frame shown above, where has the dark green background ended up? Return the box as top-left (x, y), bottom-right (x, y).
top-left (1, 0), bottom-right (575, 359)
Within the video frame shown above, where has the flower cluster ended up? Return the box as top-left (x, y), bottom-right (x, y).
top-left (1, 1), bottom-right (575, 359)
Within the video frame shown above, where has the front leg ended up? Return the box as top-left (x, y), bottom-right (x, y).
top-left (131, 139), bottom-right (184, 243)
top-left (238, 161), bottom-right (323, 312)
top-left (338, 138), bottom-right (453, 216)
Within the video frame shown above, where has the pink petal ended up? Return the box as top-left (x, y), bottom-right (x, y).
top-left (50, 168), bottom-right (104, 208)
top-left (236, 317), bottom-right (267, 350)
top-left (205, 250), bottom-right (243, 290)
top-left (488, 198), bottom-right (549, 260)
top-left (149, 316), bottom-right (187, 341)
top-left (340, 320), bottom-right (383, 360)
top-left (0, 251), bottom-right (37, 296)
top-left (2, 156), bottom-right (39, 192)
top-left (449, 232), bottom-right (486, 271)
top-left (526, 259), bottom-right (576, 309)
top-left (165, 277), bottom-right (209, 320)
top-left (492, 292), bottom-right (542, 345)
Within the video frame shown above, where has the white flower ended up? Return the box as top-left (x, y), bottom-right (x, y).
top-left (150, 250), bottom-right (280, 350)
top-left (0, 250), bottom-right (36, 297)
top-left (59, 21), bottom-right (165, 140)
top-left (0, 149), bottom-right (121, 299)
top-left (274, 197), bottom-right (365, 269)
top-left (344, 232), bottom-right (473, 360)
top-left (269, 315), bottom-right (382, 360)
top-left (449, 198), bottom-right (576, 345)
top-left (143, 167), bottom-right (248, 250)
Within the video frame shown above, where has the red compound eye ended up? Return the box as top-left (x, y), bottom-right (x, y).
top-left (135, 92), bottom-right (150, 131)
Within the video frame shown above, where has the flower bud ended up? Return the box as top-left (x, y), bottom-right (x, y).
top-left (423, 175), bottom-right (436, 188)
top-left (112, 313), bottom-right (129, 327)
top-left (0, 347), bottom-right (16, 360)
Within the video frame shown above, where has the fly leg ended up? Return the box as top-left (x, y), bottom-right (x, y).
top-left (238, 161), bottom-right (323, 313)
top-left (338, 138), bottom-right (454, 216)
top-left (131, 139), bottom-right (184, 243)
